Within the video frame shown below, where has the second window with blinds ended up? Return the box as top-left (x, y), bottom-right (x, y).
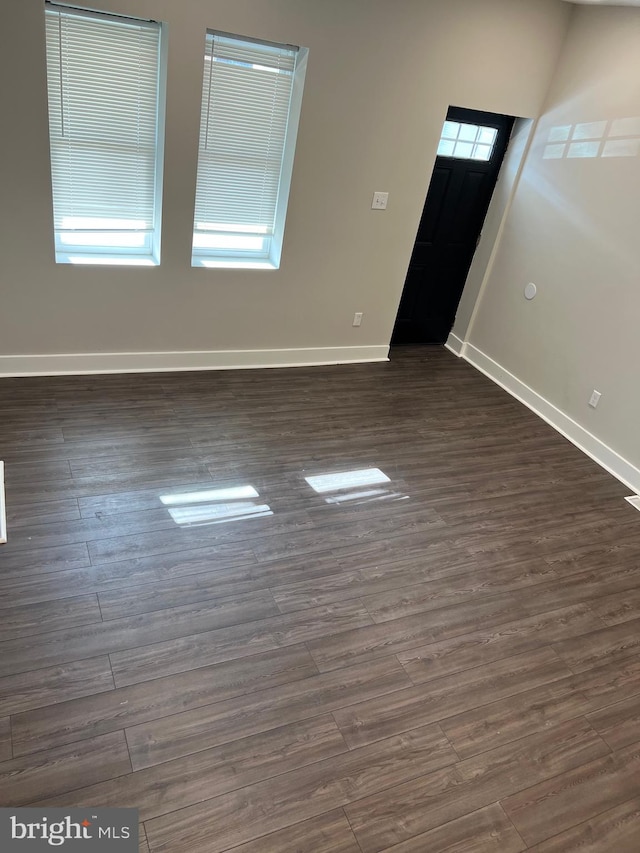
top-left (192, 32), bottom-right (308, 269)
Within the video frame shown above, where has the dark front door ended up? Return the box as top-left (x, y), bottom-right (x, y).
top-left (392, 106), bottom-right (515, 345)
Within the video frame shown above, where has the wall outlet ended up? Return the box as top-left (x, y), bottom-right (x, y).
top-left (353, 312), bottom-right (363, 327)
top-left (589, 389), bottom-right (601, 408)
top-left (371, 192), bottom-right (389, 210)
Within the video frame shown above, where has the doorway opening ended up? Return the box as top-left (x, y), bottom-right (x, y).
top-left (392, 106), bottom-right (515, 346)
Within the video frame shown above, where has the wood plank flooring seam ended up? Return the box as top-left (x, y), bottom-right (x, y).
top-left (0, 591), bottom-right (332, 680)
top-left (369, 801), bottom-right (528, 853)
top-left (7, 512), bottom-right (243, 556)
top-left (518, 793), bottom-right (640, 851)
top-left (94, 591), bottom-right (106, 623)
top-left (343, 717), bottom-right (610, 853)
top-left (121, 660), bottom-right (410, 769)
top-left (588, 607), bottom-right (609, 630)
top-left (434, 720), bottom-right (463, 763)
top-left (551, 617), bottom-right (640, 676)
top-left (302, 644), bottom-right (322, 678)
top-left (341, 806), bottom-right (366, 853)
top-left (264, 586), bottom-right (280, 617)
top-left (495, 802), bottom-right (527, 851)
top-left (498, 733), bottom-right (637, 848)
top-left (109, 599), bottom-right (373, 688)
top-left (142, 723), bottom-right (457, 851)
top-left (514, 801), bottom-right (622, 851)
top-left (10, 644), bottom-right (328, 757)
top-left (123, 726), bottom-right (135, 774)
top-left (306, 596), bottom-right (610, 678)
top-left (0, 593), bottom-right (104, 642)
top-left (106, 654), bottom-right (117, 691)
top-left (18, 760), bottom-right (137, 808)
top-left (363, 565), bottom-right (640, 629)
top-left (2, 731), bottom-right (135, 808)
top-left (440, 701), bottom-right (599, 766)
top-left (358, 596), bottom-right (375, 625)
top-left (304, 593), bottom-right (523, 674)
top-left (0, 657), bottom-right (117, 719)
top-left (81, 510), bottom-right (335, 567)
top-left (393, 603), bottom-right (609, 689)
top-left (92, 546), bottom-right (464, 619)
top-left (0, 623), bottom-right (320, 688)
top-left (585, 693), bottom-right (640, 752)
top-left (331, 647), bottom-right (574, 751)
top-left (440, 679), bottom-right (598, 763)
top-left (270, 554), bottom-right (548, 617)
top-left (115, 706), bottom-right (360, 780)
top-left (0, 550), bottom-right (262, 603)
top-left (118, 711), bottom-right (371, 806)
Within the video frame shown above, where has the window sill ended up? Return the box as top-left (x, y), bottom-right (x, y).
top-left (56, 254), bottom-right (158, 266)
top-left (192, 258), bottom-right (278, 270)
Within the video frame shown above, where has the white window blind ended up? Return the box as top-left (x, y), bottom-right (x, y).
top-left (192, 32), bottom-right (305, 267)
top-left (44, 4), bottom-right (163, 264)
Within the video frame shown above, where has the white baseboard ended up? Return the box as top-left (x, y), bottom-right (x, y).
top-left (0, 462), bottom-right (6, 545)
top-left (444, 333), bottom-right (466, 357)
top-left (0, 346), bottom-right (389, 378)
top-left (456, 342), bottom-right (640, 495)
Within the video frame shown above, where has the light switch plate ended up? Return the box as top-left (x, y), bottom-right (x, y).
top-left (372, 192), bottom-right (389, 210)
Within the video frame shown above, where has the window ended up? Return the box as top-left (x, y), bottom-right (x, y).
top-left (44, 4), bottom-right (164, 265)
top-left (192, 31), bottom-right (308, 269)
top-left (437, 121), bottom-right (498, 162)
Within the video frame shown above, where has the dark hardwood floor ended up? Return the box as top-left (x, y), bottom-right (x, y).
top-left (1, 345), bottom-right (640, 851)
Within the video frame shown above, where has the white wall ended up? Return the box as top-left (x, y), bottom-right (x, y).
top-left (0, 0), bottom-right (569, 371)
top-left (463, 4), bottom-right (640, 481)
top-left (452, 117), bottom-right (536, 343)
